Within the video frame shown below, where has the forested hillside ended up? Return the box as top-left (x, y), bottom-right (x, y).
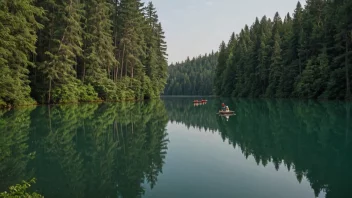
top-left (214, 0), bottom-right (352, 100)
top-left (164, 52), bottom-right (218, 95)
top-left (0, 0), bottom-right (167, 107)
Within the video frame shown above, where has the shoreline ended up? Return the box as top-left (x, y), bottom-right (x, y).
top-left (2, 96), bottom-right (351, 110)
top-left (0, 98), bottom-right (158, 110)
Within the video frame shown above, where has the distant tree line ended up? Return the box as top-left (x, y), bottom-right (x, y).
top-left (163, 52), bottom-right (218, 95)
top-left (214, 0), bottom-right (352, 100)
top-left (0, 0), bottom-right (168, 107)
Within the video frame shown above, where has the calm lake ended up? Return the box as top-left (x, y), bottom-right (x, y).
top-left (1, 98), bottom-right (351, 198)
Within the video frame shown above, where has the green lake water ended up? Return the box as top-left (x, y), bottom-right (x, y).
top-left (0, 98), bottom-right (351, 198)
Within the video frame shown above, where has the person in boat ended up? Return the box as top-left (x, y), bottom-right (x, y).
top-left (221, 103), bottom-right (226, 111)
top-left (226, 106), bottom-right (229, 112)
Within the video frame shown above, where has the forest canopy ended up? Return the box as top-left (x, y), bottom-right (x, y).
top-left (163, 52), bottom-right (218, 95)
top-left (214, 0), bottom-right (352, 100)
top-left (0, 0), bottom-right (168, 107)
top-left (166, 0), bottom-right (352, 100)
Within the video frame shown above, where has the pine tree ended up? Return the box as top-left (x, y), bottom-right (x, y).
top-left (35, 0), bottom-right (95, 103)
top-left (266, 13), bottom-right (283, 97)
top-left (221, 32), bottom-right (237, 96)
top-left (0, 0), bottom-right (43, 107)
top-left (258, 16), bottom-right (272, 96)
top-left (82, 0), bottom-right (119, 100)
top-left (248, 18), bottom-right (262, 97)
top-left (222, 33), bottom-right (238, 96)
top-left (154, 22), bottom-right (168, 95)
top-left (277, 13), bottom-right (294, 98)
top-left (238, 25), bottom-right (252, 97)
top-left (116, 0), bottom-right (145, 78)
top-left (266, 31), bottom-right (282, 97)
top-left (214, 41), bottom-right (227, 95)
top-left (143, 2), bottom-right (168, 98)
top-left (331, 0), bottom-right (352, 99)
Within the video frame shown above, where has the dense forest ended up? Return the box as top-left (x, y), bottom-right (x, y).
top-left (163, 52), bottom-right (218, 95)
top-left (214, 0), bottom-right (352, 99)
top-left (0, 100), bottom-right (169, 197)
top-left (0, 0), bottom-right (167, 107)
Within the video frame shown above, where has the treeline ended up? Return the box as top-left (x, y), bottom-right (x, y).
top-left (214, 0), bottom-right (352, 100)
top-left (0, 0), bottom-right (167, 107)
top-left (164, 52), bottom-right (218, 95)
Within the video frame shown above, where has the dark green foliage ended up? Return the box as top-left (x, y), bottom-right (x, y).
top-left (164, 52), bottom-right (218, 95)
top-left (214, 0), bottom-right (352, 100)
top-left (0, 0), bottom-right (168, 107)
top-left (82, 0), bottom-right (119, 101)
top-left (0, 179), bottom-right (43, 198)
top-left (143, 2), bottom-right (168, 98)
top-left (0, 0), bottom-right (43, 107)
top-left (214, 42), bottom-right (228, 96)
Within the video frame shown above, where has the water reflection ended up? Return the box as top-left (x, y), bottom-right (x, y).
top-left (164, 98), bottom-right (352, 198)
top-left (0, 100), bottom-right (169, 198)
top-left (1, 98), bottom-right (351, 198)
top-left (0, 107), bottom-right (35, 192)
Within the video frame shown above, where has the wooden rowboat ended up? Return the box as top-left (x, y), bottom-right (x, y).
top-left (194, 100), bottom-right (207, 103)
top-left (218, 110), bottom-right (235, 115)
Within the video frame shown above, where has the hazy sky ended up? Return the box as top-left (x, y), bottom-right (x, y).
top-left (142, 0), bottom-right (303, 64)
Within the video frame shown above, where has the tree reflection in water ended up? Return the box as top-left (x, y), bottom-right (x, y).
top-left (0, 100), bottom-right (169, 198)
top-left (164, 98), bottom-right (352, 198)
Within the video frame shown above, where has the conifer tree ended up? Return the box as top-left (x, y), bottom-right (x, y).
top-left (165, 52), bottom-right (218, 95)
top-left (214, 41), bottom-right (227, 95)
top-left (35, 0), bottom-right (95, 103)
top-left (0, 0), bottom-right (43, 107)
top-left (83, 0), bottom-right (119, 100)
top-left (143, 2), bottom-right (168, 97)
top-left (0, 0), bottom-right (168, 106)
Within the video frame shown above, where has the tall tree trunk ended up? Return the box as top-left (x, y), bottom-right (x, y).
top-left (108, 66), bottom-right (110, 79)
top-left (125, 60), bottom-right (128, 77)
top-left (115, 51), bottom-right (120, 82)
top-left (130, 65), bottom-right (134, 87)
top-left (115, 67), bottom-right (118, 82)
top-left (82, 62), bottom-right (85, 83)
top-left (120, 43), bottom-right (125, 78)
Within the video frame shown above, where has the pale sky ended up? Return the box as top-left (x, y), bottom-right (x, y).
top-left (142, 0), bottom-right (304, 64)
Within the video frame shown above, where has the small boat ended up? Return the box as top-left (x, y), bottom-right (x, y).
top-left (201, 100), bottom-right (207, 102)
top-left (218, 110), bottom-right (235, 115)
